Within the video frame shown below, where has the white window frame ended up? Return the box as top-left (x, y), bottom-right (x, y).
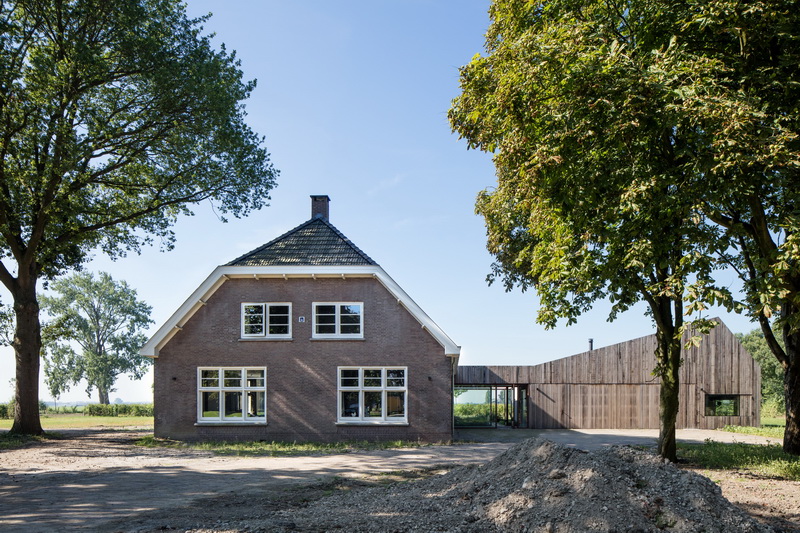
top-left (337, 366), bottom-right (407, 424)
top-left (312, 302), bottom-right (363, 339)
top-left (197, 367), bottom-right (267, 424)
top-left (241, 303), bottom-right (292, 339)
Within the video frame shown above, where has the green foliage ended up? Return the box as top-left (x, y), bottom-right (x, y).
top-left (41, 271), bottom-right (154, 404)
top-left (722, 423), bottom-right (786, 440)
top-left (84, 403), bottom-right (153, 417)
top-left (0, 403), bottom-right (8, 419)
top-left (679, 441), bottom-right (800, 481)
top-left (0, 0), bottom-right (277, 433)
top-left (737, 329), bottom-right (786, 414)
top-left (135, 436), bottom-right (427, 456)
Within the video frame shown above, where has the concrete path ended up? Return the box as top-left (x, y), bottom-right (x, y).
top-left (455, 427), bottom-right (783, 449)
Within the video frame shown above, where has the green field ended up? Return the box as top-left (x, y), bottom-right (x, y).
top-left (0, 414), bottom-right (153, 430)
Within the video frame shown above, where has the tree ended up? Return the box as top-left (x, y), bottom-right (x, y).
top-left (737, 329), bottom-right (785, 417)
top-left (682, 1), bottom-right (800, 455)
top-left (449, 0), bottom-right (731, 460)
top-left (41, 272), bottom-right (152, 405)
top-left (0, 0), bottom-right (277, 434)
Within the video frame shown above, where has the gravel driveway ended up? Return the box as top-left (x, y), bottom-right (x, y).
top-left (0, 428), bottom-right (787, 532)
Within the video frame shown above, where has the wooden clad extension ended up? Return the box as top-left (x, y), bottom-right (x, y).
top-left (456, 320), bottom-right (760, 429)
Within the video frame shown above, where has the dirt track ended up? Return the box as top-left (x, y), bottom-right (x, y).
top-left (0, 428), bottom-right (796, 532)
top-left (0, 430), bottom-right (508, 532)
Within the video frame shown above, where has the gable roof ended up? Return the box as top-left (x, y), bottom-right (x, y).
top-left (141, 212), bottom-right (460, 360)
top-left (227, 217), bottom-right (377, 266)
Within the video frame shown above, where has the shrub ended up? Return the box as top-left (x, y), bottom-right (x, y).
top-left (0, 403), bottom-right (8, 419)
top-left (84, 403), bottom-right (153, 417)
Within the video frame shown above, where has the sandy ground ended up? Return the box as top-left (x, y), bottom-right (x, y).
top-left (0, 428), bottom-right (796, 532)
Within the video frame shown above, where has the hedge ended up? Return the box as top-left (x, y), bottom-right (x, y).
top-left (84, 403), bottom-right (154, 417)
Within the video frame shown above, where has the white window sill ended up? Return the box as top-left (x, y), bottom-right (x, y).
top-left (311, 337), bottom-right (365, 341)
top-left (239, 337), bottom-right (293, 342)
top-left (336, 421), bottom-right (408, 426)
top-left (195, 422), bottom-right (268, 426)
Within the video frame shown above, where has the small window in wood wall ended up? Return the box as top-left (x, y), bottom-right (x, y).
top-left (704, 394), bottom-right (740, 416)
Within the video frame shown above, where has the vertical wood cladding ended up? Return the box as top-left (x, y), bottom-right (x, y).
top-left (456, 321), bottom-right (761, 429)
top-left (154, 277), bottom-right (453, 442)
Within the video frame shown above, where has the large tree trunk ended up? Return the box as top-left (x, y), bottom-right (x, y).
top-left (783, 330), bottom-right (800, 455)
top-left (656, 326), bottom-right (682, 462)
top-left (99, 388), bottom-right (110, 405)
top-left (9, 279), bottom-right (44, 435)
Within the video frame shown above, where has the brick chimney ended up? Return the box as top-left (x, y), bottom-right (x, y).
top-left (311, 195), bottom-right (330, 220)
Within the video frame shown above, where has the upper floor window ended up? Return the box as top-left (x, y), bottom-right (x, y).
top-left (313, 302), bottom-right (363, 339)
top-left (241, 303), bottom-right (291, 339)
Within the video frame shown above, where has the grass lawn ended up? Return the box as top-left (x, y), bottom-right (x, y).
top-left (0, 413), bottom-right (153, 430)
top-left (721, 416), bottom-right (786, 439)
top-left (135, 435), bottom-right (426, 456)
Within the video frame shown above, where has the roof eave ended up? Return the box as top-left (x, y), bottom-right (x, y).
top-left (140, 264), bottom-right (460, 359)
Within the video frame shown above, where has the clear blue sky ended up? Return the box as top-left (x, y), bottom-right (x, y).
top-left (0, 0), bottom-right (757, 404)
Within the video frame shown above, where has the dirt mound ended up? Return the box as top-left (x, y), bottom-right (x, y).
top-left (263, 437), bottom-right (771, 532)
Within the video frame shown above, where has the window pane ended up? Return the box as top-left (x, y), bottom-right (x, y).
top-left (363, 369), bottom-right (382, 387)
top-left (364, 391), bottom-right (382, 417)
top-left (246, 369), bottom-right (265, 387)
top-left (317, 324), bottom-right (336, 334)
top-left (387, 369), bottom-right (405, 387)
top-left (387, 391), bottom-right (405, 417)
top-left (247, 391), bottom-right (266, 418)
top-left (316, 315), bottom-right (336, 324)
top-left (340, 304), bottom-right (361, 316)
top-left (316, 305), bottom-right (336, 315)
top-left (244, 305), bottom-right (264, 315)
top-left (340, 324), bottom-right (361, 335)
top-left (224, 391), bottom-right (243, 418)
top-left (244, 315), bottom-right (264, 325)
top-left (268, 305), bottom-right (290, 336)
top-left (224, 369), bottom-right (242, 388)
top-left (340, 369), bottom-right (359, 387)
top-left (341, 391), bottom-right (360, 417)
top-left (201, 369), bottom-right (219, 387)
top-left (201, 391), bottom-right (219, 417)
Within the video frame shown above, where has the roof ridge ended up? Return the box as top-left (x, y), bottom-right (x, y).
top-left (226, 217), bottom-right (378, 266)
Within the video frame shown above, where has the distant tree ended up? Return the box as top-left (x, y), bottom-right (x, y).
top-left (0, 303), bottom-right (12, 346)
top-left (0, 0), bottom-right (277, 434)
top-left (737, 330), bottom-right (786, 417)
top-left (41, 272), bottom-right (152, 405)
top-left (449, 0), bottom-right (731, 460)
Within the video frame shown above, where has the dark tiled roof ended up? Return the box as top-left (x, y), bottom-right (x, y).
top-left (227, 217), bottom-right (378, 266)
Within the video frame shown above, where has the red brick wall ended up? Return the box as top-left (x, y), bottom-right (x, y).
top-left (154, 276), bottom-right (454, 442)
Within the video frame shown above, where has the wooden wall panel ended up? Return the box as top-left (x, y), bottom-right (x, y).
top-left (456, 320), bottom-right (761, 430)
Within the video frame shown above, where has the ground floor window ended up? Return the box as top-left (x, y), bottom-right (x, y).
top-left (198, 367), bottom-right (266, 423)
top-left (704, 394), bottom-right (740, 416)
top-left (337, 367), bottom-right (406, 423)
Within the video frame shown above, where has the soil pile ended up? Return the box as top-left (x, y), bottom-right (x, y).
top-left (263, 437), bottom-right (771, 532)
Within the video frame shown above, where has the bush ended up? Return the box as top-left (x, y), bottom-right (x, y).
top-left (762, 397), bottom-right (785, 418)
top-left (0, 403), bottom-right (8, 419)
top-left (84, 403), bottom-right (153, 417)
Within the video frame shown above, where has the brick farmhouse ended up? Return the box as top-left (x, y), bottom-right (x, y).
top-left (141, 196), bottom-right (459, 442)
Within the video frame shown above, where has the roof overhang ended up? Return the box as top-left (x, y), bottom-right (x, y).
top-left (140, 264), bottom-right (461, 360)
